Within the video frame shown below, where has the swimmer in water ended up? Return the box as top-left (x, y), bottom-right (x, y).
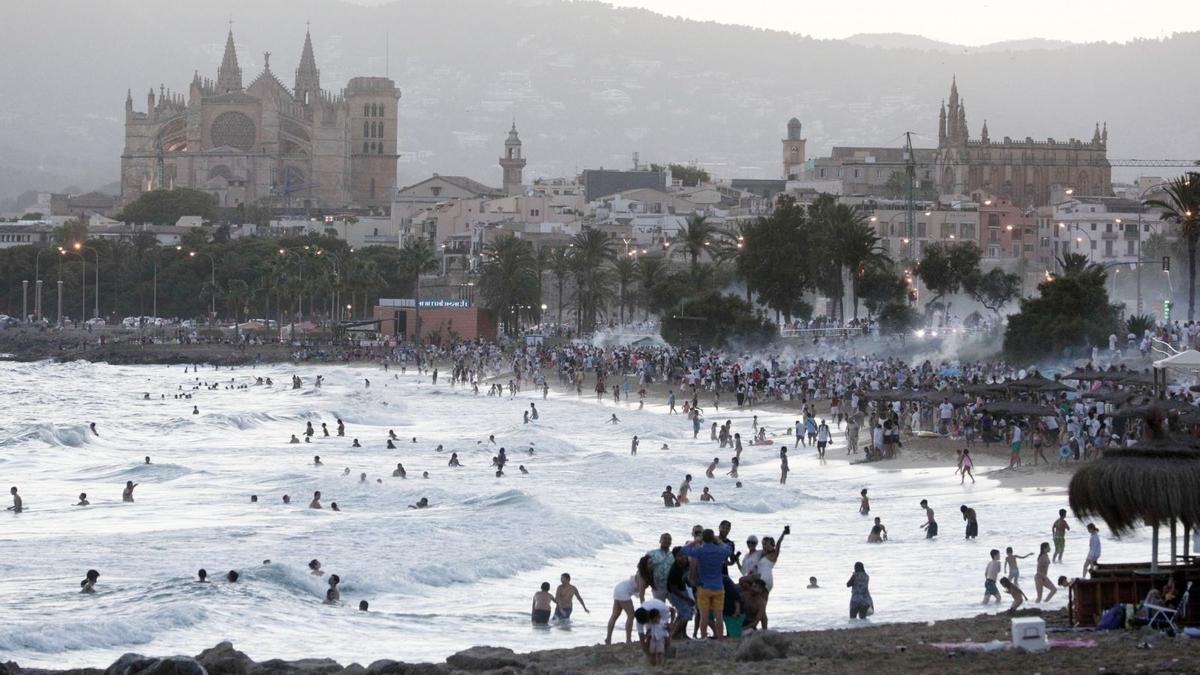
top-left (76, 492), bottom-right (89, 506)
top-left (389, 430), bottom-right (398, 440)
top-left (359, 600), bottom-right (369, 611)
top-left (144, 456), bottom-right (151, 464)
top-left (489, 435), bottom-right (496, 444)
top-left (282, 494), bottom-right (291, 504)
top-left (331, 502), bottom-right (340, 511)
top-left (250, 495), bottom-right (258, 503)
top-left (386, 439), bottom-right (396, 449)
top-left (449, 453), bottom-right (461, 467)
top-left (700, 487), bottom-right (715, 502)
top-left (352, 438), bottom-right (361, 448)
top-left (422, 471), bottom-right (429, 479)
top-left (308, 559), bottom-right (324, 576)
top-left (661, 443), bottom-right (670, 451)
top-left (290, 434), bottom-right (300, 444)
top-left (90, 422), bottom-right (99, 436)
top-left (325, 574), bottom-right (342, 604)
top-left (705, 457), bottom-right (719, 478)
top-left (519, 465), bottom-right (529, 474)
top-left (343, 467), bottom-right (350, 476)
top-left (807, 576), bottom-right (819, 589)
top-left (495, 468), bottom-right (504, 478)
top-left (393, 463), bottom-right (407, 478)
top-left (322, 423), bottom-right (329, 437)
top-left (226, 570), bottom-right (239, 583)
top-left (192, 405), bottom-right (199, 415)
top-left (677, 475), bottom-right (692, 504)
top-left (314, 455), bottom-right (322, 465)
top-left (198, 569), bottom-right (208, 583)
top-left (309, 491), bottom-right (322, 509)
top-left (409, 497), bottom-right (429, 509)
top-left (80, 569), bottom-right (99, 593)
top-left (435, 445), bottom-right (444, 453)
top-left (359, 472), bottom-right (367, 483)
top-left (608, 414), bottom-right (620, 424)
top-left (122, 481), bottom-right (138, 503)
top-left (661, 485), bottom-right (679, 507)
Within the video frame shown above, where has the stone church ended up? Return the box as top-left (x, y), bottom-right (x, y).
top-left (120, 28), bottom-right (400, 212)
top-left (936, 78), bottom-right (1110, 206)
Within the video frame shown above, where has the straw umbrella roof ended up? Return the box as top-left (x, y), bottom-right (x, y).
top-left (1081, 388), bottom-right (1140, 403)
top-left (1062, 368), bottom-right (1116, 381)
top-left (1111, 398), bottom-right (1200, 420)
top-left (858, 389), bottom-right (925, 402)
top-left (960, 383), bottom-right (1009, 396)
top-left (978, 401), bottom-right (1059, 417)
top-left (920, 391), bottom-right (972, 406)
top-left (1069, 416), bottom-right (1200, 534)
top-left (1005, 373), bottom-right (1075, 392)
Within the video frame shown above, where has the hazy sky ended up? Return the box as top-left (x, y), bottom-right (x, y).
top-left (602, 0), bottom-right (1197, 45)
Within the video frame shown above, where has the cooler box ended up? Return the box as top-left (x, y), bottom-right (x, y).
top-left (1011, 617), bottom-right (1048, 652)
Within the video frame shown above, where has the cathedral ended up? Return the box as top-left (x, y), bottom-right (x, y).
top-left (120, 28), bottom-right (400, 212)
top-left (936, 78), bottom-right (1110, 207)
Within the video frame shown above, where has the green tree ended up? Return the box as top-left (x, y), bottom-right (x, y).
top-left (964, 267), bottom-right (1022, 317)
top-left (856, 266), bottom-right (907, 318)
top-left (675, 215), bottom-right (724, 279)
top-left (1144, 172), bottom-right (1200, 320)
top-left (568, 228), bottom-right (614, 332)
top-left (661, 291), bottom-right (774, 347)
top-left (549, 246), bottom-right (572, 326)
top-left (736, 196), bottom-right (811, 322)
top-left (52, 219), bottom-right (89, 247)
top-left (398, 239), bottom-right (438, 342)
top-left (915, 241), bottom-right (982, 323)
top-left (1004, 266), bottom-right (1120, 360)
top-left (651, 163), bottom-right (711, 187)
top-left (118, 188), bottom-right (219, 225)
top-left (479, 235), bottom-right (539, 335)
top-left (611, 255), bottom-right (639, 324)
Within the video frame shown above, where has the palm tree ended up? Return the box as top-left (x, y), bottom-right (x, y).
top-left (809, 197), bottom-right (884, 323)
top-left (676, 215), bottom-right (719, 278)
top-left (569, 228), bottom-right (614, 332)
top-left (398, 239), bottom-right (438, 342)
top-left (611, 255), bottom-right (639, 324)
top-left (479, 235), bottom-right (539, 335)
top-left (549, 246), bottom-right (572, 327)
top-left (840, 219), bottom-right (892, 320)
top-left (636, 256), bottom-right (666, 320)
top-left (1145, 172), bottom-right (1200, 320)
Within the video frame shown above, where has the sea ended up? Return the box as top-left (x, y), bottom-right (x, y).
top-left (0, 360), bottom-right (1156, 668)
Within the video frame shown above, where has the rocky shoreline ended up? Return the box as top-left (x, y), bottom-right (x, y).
top-left (0, 329), bottom-right (299, 366)
top-left (5, 609), bottom-right (1196, 675)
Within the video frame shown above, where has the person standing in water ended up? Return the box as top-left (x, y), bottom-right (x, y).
top-left (80, 569), bottom-right (100, 593)
top-left (122, 481), bottom-right (137, 503)
top-left (705, 457), bottom-right (719, 478)
top-left (8, 486), bottom-right (23, 513)
top-left (631, 436), bottom-right (639, 456)
top-left (779, 448), bottom-right (789, 484)
top-left (961, 504), bottom-right (978, 540)
top-left (1033, 542), bottom-right (1057, 602)
top-left (1004, 546), bottom-right (1033, 586)
top-left (983, 549), bottom-right (1002, 604)
top-left (553, 573), bottom-right (589, 620)
top-left (960, 448), bottom-right (975, 484)
top-left (847, 562), bottom-right (872, 619)
top-left (677, 475), bottom-right (692, 504)
top-left (867, 517), bottom-right (887, 543)
top-left (859, 489), bottom-right (870, 515)
top-left (76, 493), bottom-right (90, 506)
top-left (1052, 509), bottom-right (1070, 564)
top-left (920, 499), bottom-right (938, 538)
top-left (309, 491), bottom-right (323, 509)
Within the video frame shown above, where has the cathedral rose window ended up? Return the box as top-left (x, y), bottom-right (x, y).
top-left (210, 111), bottom-right (256, 151)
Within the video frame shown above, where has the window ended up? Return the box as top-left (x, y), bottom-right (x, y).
top-left (987, 213), bottom-right (1000, 228)
top-left (819, 168), bottom-right (826, 178)
top-left (1091, 240), bottom-right (1097, 250)
top-left (363, 141), bottom-right (369, 153)
top-left (853, 169), bottom-right (860, 178)
top-left (370, 178), bottom-right (376, 200)
top-left (837, 169), bottom-right (843, 178)
top-left (364, 121), bottom-right (370, 137)
top-left (1105, 222), bottom-right (1112, 233)
top-left (988, 227), bottom-right (999, 243)
top-left (988, 246), bottom-right (1000, 258)
top-left (942, 222), bottom-right (954, 238)
top-left (917, 222), bottom-right (926, 238)
top-left (1127, 240), bottom-right (1135, 256)
top-left (1104, 240), bottom-right (1113, 257)
top-left (364, 104), bottom-right (370, 116)
top-left (961, 224), bottom-right (975, 240)
top-left (1090, 223), bottom-right (1096, 231)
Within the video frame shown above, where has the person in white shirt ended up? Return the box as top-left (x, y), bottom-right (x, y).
top-left (739, 535), bottom-right (763, 578)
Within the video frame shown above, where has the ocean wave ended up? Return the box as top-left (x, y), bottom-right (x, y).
top-left (0, 602), bottom-right (208, 653)
top-left (88, 463), bottom-right (197, 482)
top-left (723, 490), bottom-right (816, 514)
top-left (0, 422), bottom-right (93, 448)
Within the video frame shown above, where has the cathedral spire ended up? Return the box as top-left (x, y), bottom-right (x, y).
top-left (216, 28), bottom-right (242, 93)
top-left (981, 119), bottom-right (989, 144)
top-left (938, 101), bottom-right (947, 146)
top-left (295, 28), bottom-right (321, 105)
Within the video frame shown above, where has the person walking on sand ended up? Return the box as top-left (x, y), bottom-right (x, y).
top-left (1083, 523), bottom-right (1101, 578)
top-left (920, 499), bottom-right (938, 538)
top-left (1033, 542), bottom-right (1057, 603)
top-left (983, 549), bottom-right (1003, 604)
top-left (961, 504), bottom-right (978, 540)
top-left (847, 562), bottom-right (872, 619)
top-left (960, 449), bottom-right (975, 484)
top-left (1052, 509), bottom-right (1071, 564)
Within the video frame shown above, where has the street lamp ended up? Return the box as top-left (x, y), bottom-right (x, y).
top-left (189, 250), bottom-right (217, 321)
top-left (58, 247), bottom-right (85, 328)
top-left (33, 246), bottom-right (57, 321)
top-left (150, 245), bottom-right (184, 320)
top-left (74, 242), bottom-right (100, 319)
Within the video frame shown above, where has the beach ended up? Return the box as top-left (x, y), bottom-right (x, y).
top-left (0, 358), bottom-right (1165, 670)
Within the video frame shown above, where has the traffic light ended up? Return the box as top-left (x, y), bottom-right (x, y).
top-left (1163, 256), bottom-right (1171, 272)
top-left (1164, 300), bottom-right (1173, 321)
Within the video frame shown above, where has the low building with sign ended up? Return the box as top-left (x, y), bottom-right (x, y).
top-left (372, 298), bottom-right (496, 342)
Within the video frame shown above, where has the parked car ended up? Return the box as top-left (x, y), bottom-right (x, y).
top-left (84, 318), bottom-right (107, 328)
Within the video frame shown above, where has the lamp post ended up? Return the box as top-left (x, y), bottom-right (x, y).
top-left (59, 248), bottom-right (85, 327)
top-left (22, 279), bottom-right (28, 323)
top-left (1136, 181), bottom-right (1175, 315)
top-left (56, 279), bottom-right (63, 328)
top-left (189, 250), bottom-right (217, 321)
top-left (73, 242), bottom-right (100, 319)
top-left (34, 246), bottom-right (56, 321)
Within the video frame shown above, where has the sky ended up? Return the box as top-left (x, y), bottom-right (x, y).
top-left (600, 0), bottom-right (1198, 45)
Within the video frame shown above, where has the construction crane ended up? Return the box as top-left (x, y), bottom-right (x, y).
top-left (838, 157), bottom-right (1198, 168)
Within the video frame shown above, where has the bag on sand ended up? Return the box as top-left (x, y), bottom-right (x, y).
top-left (1097, 604), bottom-right (1124, 631)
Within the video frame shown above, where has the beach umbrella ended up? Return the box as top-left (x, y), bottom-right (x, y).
top-left (978, 401), bottom-right (1058, 417)
top-left (1069, 415), bottom-right (1200, 572)
top-left (1062, 369), bottom-right (1113, 382)
top-left (1111, 398), bottom-right (1200, 420)
top-left (1006, 373), bottom-right (1074, 392)
top-left (960, 383), bottom-right (1008, 396)
top-left (1081, 388), bottom-right (1139, 403)
top-left (920, 391), bottom-right (971, 406)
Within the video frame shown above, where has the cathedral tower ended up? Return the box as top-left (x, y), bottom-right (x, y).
top-left (294, 29), bottom-right (320, 105)
top-left (216, 29), bottom-right (242, 93)
top-left (500, 122), bottom-right (527, 196)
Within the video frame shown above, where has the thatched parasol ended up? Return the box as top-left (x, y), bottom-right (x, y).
top-left (858, 389), bottom-right (925, 402)
top-left (1110, 398), bottom-right (1200, 420)
top-left (1006, 373), bottom-right (1075, 392)
top-left (1069, 414), bottom-right (1200, 571)
top-left (960, 383), bottom-right (1008, 396)
top-left (1062, 369), bottom-right (1112, 381)
top-left (1106, 371), bottom-right (1157, 387)
top-left (978, 401), bottom-right (1059, 417)
top-left (920, 391), bottom-right (972, 406)
top-left (1081, 388), bottom-right (1140, 403)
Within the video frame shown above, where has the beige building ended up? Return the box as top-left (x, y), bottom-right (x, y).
top-left (120, 29), bottom-right (400, 212)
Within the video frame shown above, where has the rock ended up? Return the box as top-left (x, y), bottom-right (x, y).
top-left (195, 643), bottom-right (253, 675)
top-left (104, 654), bottom-right (208, 675)
top-left (733, 631), bottom-right (790, 662)
top-left (248, 658), bottom-right (343, 675)
top-left (364, 662), bottom-right (443, 675)
top-left (444, 647), bottom-right (526, 671)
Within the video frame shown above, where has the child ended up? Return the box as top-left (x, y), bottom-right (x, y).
top-left (1004, 546), bottom-right (1032, 585)
top-left (983, 549), bottom-right (1002, 604)
top-left (646, 609), bottom-right (667, 665)
top-left (999, 577), bottom-right (1027, 613)
top-left (859, 488), bottom-right (870, 515)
